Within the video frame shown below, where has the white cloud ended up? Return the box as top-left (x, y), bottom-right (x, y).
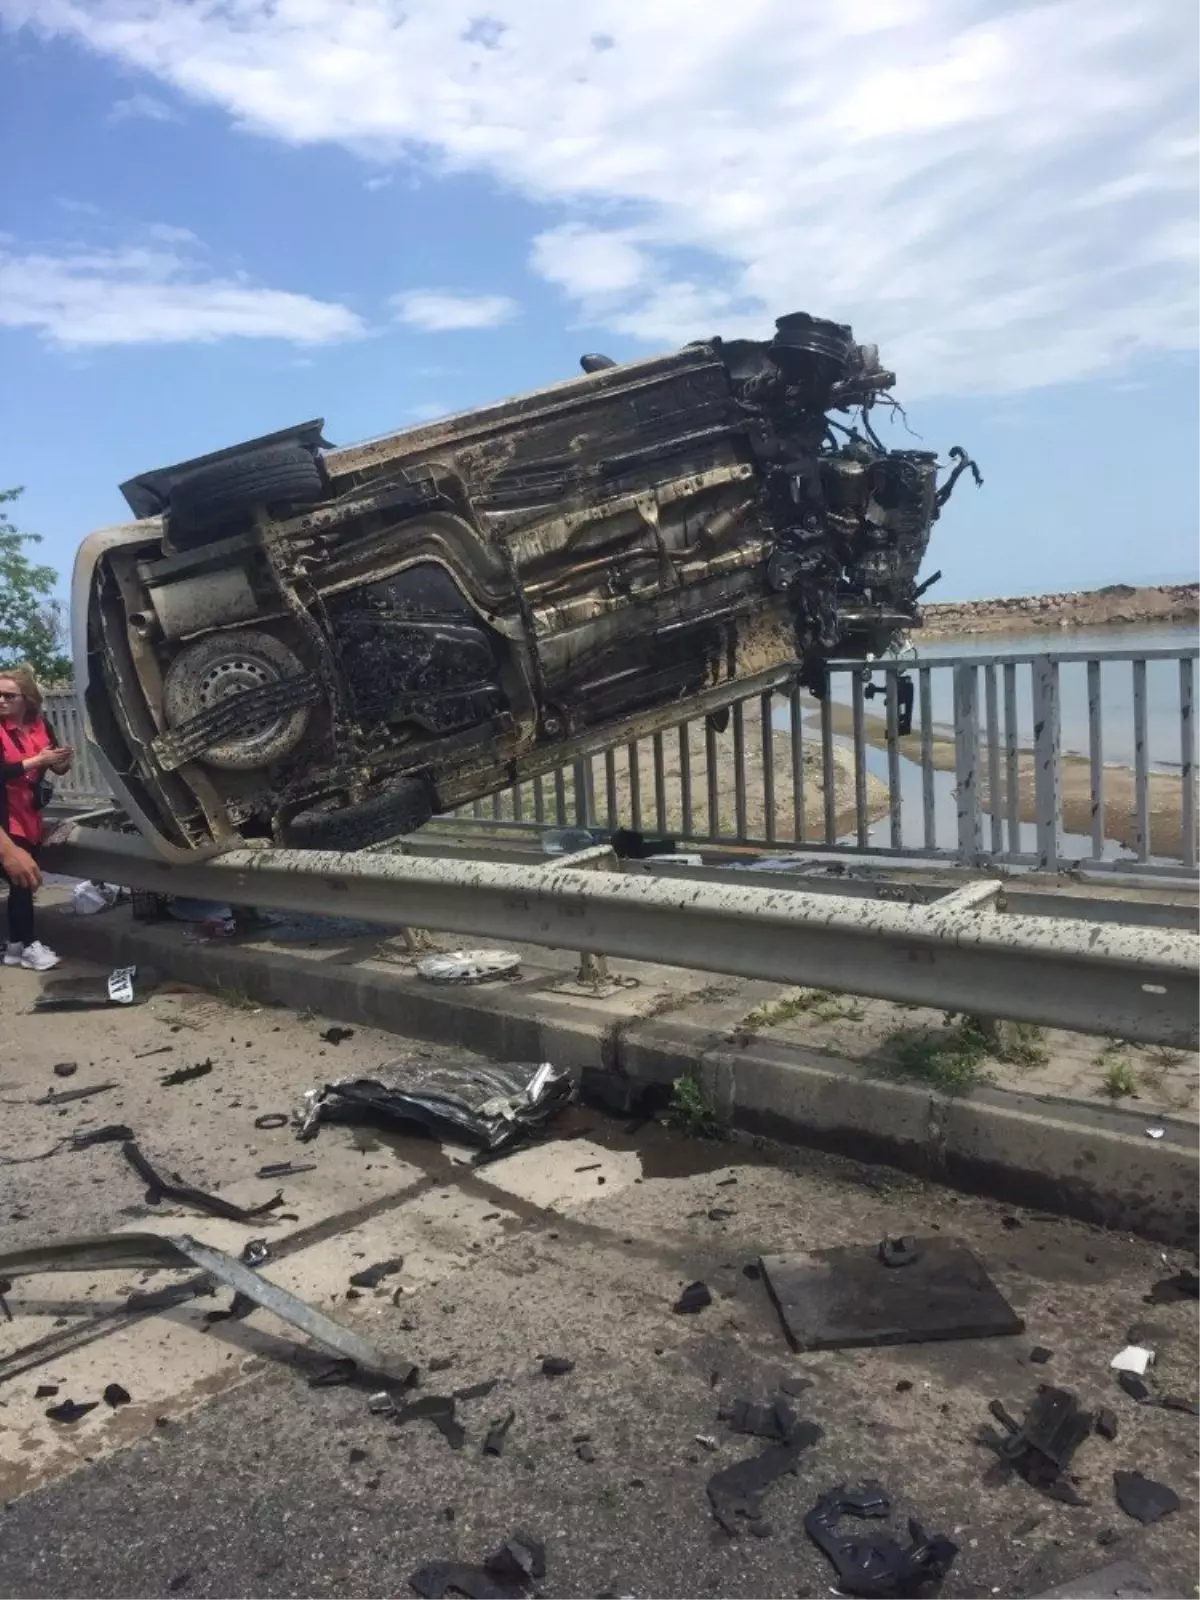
top-left (364, 173), bottom-right (393, 191)
top-left (107, 91), bottom-right (180, 124)
top-left (409, 399), bottom-right (453, 420)
top-left (146, 223), bottom-right (199, 245)
top-left (0, 240), bottom-right (365, 348)
top-left (390, 289), bottom-right (518, 331)
top-left (5, 0), bottom-right (1197, 396)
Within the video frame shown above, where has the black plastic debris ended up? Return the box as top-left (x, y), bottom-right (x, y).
top-left (257, 1161), bottom-right (316, 1180)
top-left (122, 1141), bottom-right (284, 1225)
top-left (1117, 1372), bottom-right (1151, 1404)
top-left (541, 1356), bottom-right (574, 1377)
top-left (310, 1358), bottom-right (359, 1388)
top-left (321, 1026), bottom-right (356, 1045)
top-left (1095, 1407), bottom-right (1119, 1441)
top-left (673, 1281), bottom-right (713, 1315)
top-left (35, 1383), bottom-right (59, 1399)
top-left (1030, 1346), bottom-right (1053, 1364)
top-left (1113, 1470), bottom-right (1180, 1526)
top-left (878, 1236), bottom-right (920, 1268)
top-left (37, 1081), bottom-right (117, 1107)
top-left (46, 1398), bottom-right (98, 1424)
top-left (719, 1395), bottom-right (800, 1443)
top-left (780, 1375), bottom-right (814, 1398)
top-left (299, 1059), bottom-right (573, 1154)
top-left (1161, 1393), bottom-right (1200, 1415)
top-left (707, 1421), bottom-right (823, 1535)
top-left (52, 1062), bottom-right (78, 1078)
top-left (349, 1258), bottom-right (403, 1290)
top-left (483, 1409), bottom-right (515, 1457)
top-left (989, 1386), bottom-right (1093, 1505)
top-left (392, 1392), bottom-right (469, 1450)
top-left (409, 1532), bottom-right (545, 1600)
top-left (241, 1238), bottom-right (271, 1267)
top-left (70, 1124), bottom-right (135, 1150)
top-left (761, 1237), bottom-right (1023, 1351)
top-left (576, 1442), bottom-right (596, 1463)
top-left (104, 1382), bottom-right (131, 1408)
top-left (805, 1482), bottom-right (958, 1598)
top-left (254, 1113), bottom-right (289, 1131)
top-left (1143, 1267), bottom-right (1198, 1304)
top-left (160, 1060), bottom-right (214, 1087)
top-left (349, 1447), bottom-right (369, 1464)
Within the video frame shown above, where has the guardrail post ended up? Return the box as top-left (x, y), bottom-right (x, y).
top-left (541, 843), bottom-right (617, 988)
top-left (1032, 655), bottom-right (1061, 871)
top-left (953, 663), bottom-right (982, 866)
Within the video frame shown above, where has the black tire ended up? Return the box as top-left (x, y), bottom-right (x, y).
top-left (283, 775), bottom-right (434, 851)
top-left (168, 444), bottom-right (326, 546)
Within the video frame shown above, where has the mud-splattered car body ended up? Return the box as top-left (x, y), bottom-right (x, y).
top-left (74, 314), bottom-right (977, 857)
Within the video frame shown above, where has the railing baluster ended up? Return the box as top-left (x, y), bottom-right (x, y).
top-left (984, 664), bottom-right (1002, 857)
top-left (652, 733), bottom-right (667, 834)
top-left (604, 749), bottom-right (618, 827)
top-left (919, 667), bottom-right (935, 850)
top-left (953, 663), bottom-right (982, 866)
top-left (851, 669), bottom-right (868, 848)
top-left (885, 674), bottom-right (902, 851)
top-left (1003, 662), bottom-right (1019, 855)
top-left (1087, 660), bottom-right (1104, 860)
top-left (573, 759), bottom-right (592, 829)
top-left (627, 741), bottom-right (642, 833)
top-left (490, 790), bottom-right (503, 821)
top-left (1133, 658), bottom-right (1149, 862)
top-left (1181, 657), bottom-right (1196, 871)
top-left (679, 724), bottom-right (694, 840)
top-left (760, 691), bottom-right (776, 845)
top-left (821, 681), bottom-right (836, 843)
top-left (789, 684), bottom-right (805, 844)
top-left (1032, 656), bottom-right (1061, 872)
top-left (732, 699), bottom-right (748, 841)
top-left (554, 766), bottom-right (568, 826)
top-left (533, 775), bottom-right (546, 825)
top-left (511, 781), bottom-right (524, 823)
top-left (706, 717), bottom-right (720, 839)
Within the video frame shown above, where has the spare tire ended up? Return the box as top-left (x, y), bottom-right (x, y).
top-left (283, 775), bottom-right (434, 851)
top-left (168, 443), bottom-right (326, 547)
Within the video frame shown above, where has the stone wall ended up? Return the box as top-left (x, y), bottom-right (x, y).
top-left (921, 582), bottom-right (1199, 637)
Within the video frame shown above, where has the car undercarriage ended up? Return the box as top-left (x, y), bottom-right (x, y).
top-left (74, 312), bottom-right (979, 857)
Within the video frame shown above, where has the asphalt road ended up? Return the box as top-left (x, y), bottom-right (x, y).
top-left (0, 961), bottom-right (1197, 1599)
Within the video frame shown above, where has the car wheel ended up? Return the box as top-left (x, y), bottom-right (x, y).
top-left (283, 775), bottom-right (434, 851)
top-left (162, 629), bottom-right (312, 771)
top-left (168, 443), bottom-right (326, 547)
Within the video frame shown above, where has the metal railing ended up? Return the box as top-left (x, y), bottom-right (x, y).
top-left (44, 642), bottom-right (1199, 878)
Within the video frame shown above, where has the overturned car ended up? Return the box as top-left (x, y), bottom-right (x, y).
top-left (74, 313), bottom-right (978, 858)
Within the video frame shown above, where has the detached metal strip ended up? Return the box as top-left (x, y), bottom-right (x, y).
top-left (43, 827), bottom-right (1200, 1047)
top-left (0, 1232), bottom-right (413, 1386)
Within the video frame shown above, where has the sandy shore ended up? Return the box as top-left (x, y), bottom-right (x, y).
top-left (922, 582), bottom-right (1198, 638)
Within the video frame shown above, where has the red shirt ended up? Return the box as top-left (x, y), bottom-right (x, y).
top-left (0, 716), bottom-right (52, 847)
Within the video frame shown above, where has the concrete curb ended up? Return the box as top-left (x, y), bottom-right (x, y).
top-left (38, 904), bottom-right (1198, 1245)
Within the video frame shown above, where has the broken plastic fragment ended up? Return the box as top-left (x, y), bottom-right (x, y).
top-left (990, 1387), bottom-right (1093, 1504)
top-left (416, 950), bottom-right (521, 985)
top-left (121, 1140), bottom-right (284, 1225)
top-left (46, 1398), bottom-right (98, 1424)
top-left (1116, 1372), bottom-right (1151, 1404)
top-left (320, 1026), bottom-right (355, 1045)
top-left (483, 1409), bottom-right (515, 1457)
top-left (159, 1060), bottom-right (214, 1087)
top-left (804, 1481), bottom-right (959, 1598)
top-left (1113, 1470), bottom-right (1180, 1526)
top-left (1110, 1345), bottom-right (1154, 1375)
top-left (707, 1422), bottom-right (823, 1534)
top-left (349, 1258), bottom-right (404, 1290)
top-left (673, 1281), bottom-right (712, 1315)
top-left (541, 1355), bottom-right (574, 1377)
top-left (103, 1382), bottom-right (131, 1408)
top-left (1095, 1408), bottom-right (1119, 1441)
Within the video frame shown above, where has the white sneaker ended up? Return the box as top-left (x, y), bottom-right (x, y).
top-left (19, 942), bottom-right (60, 971)
top-left (3, 942), bottom-right (22, 966)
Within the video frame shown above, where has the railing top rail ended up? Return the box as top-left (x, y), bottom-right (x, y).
top-left (828, 645), bottom-right (1199, 671)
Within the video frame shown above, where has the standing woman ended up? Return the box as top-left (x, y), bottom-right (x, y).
top-left (0, 666), bottom-right (74, 970)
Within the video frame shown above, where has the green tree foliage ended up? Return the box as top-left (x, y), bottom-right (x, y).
top-left (0, 488), bottom-right (71, 682)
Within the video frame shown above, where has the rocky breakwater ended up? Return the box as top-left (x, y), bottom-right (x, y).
top-left (922, 582), bottom-right (1198, 637)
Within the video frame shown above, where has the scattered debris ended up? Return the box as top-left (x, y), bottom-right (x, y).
top-left (805, 1482), bottom-right (958, 1598)
top-left (673, 1281), bottom-right (713, 1315)
top-left (1012, 1513), bottom-right (1043, 1539)
top-left (576, 1442), bottom-right (596, 1463)
top-left (1116, 1372), bottom-right (1152, 1404)
top-left (159, 1059), bottom-right (214, 1087)
top-left (309, 1359), bottom-right (358, 1388)
top-left (416, 950), bottom-right (522, 985)
top-left (878, 1236), bottom-right (920, 1268)
top-left (1112, 1470), bottom-right (1180, 1526)
top-left (1110, 1345), bottom-right (1154, 1376)
top-left (241, 1238), bottom-right (270, 1267)
top-left (409, 1531), bottom-right (545, 1600)
top-left (779, 1375), bottom-right (814, 1398)
top-left (541, 1356), bottom-right (574, 1377)
top-left (895, 1380), bottom-right (914, 1394)
top-left (0, 1232), bottom-right (415, 1388)
top-left (121, 1141), bottom-right (284, 1225)
top-left (256, 1161), bottom-right (316, 1180)
top-left (46, 1399), bottom-right (98, 1424)
top-left (34, 966), bottom-right (152, 1010)
top-left (348, 1447), bottom-right (369, 1464)
top-left (52, 1062), bottom-right (78, 1079)
top-left (1161, 1393), bottom-right (1200, 1415)
top-left (1033, 1559), bottom-right (1156, 1599)
top-left (320, 1026), bottom-right (355, 1045)
top-left (349, 1258), bottom-right (404, 1290)
top-left (392, 1394), bottom-right (465, 1450)
top-left (1144, 1127), bottom-right (1165, 1140)
top-left (36, 1082), bottom-right (117, 1107)
top-left (761, 1237), bottom-right (1023, 1351)
top-left (134, 1046), bottom-right (174, 1060)
top-left (300, 1059), bottom-right (573, 1155)
top-left (1030, 1346), bottom-right (1053, 1364)
top-left (707, 1207), bottom-right (734, 1222)
top-left (695, 1434), bottom-right (719, 1452)
top-left (988, 1386), bottom-right (1093, 1505)
top-left (35, 1384), bottom-right (59, 1399)
top-left (707, 1421), bottom-right (823, 1535)
top-left (1144, 1267), bottom-right (1198, 1304)
top-left (70, 1125), bottom-right (136, 1150)
top-left (254, 1113), bottom-right (289, 1131)
top-left (483, 1409), bottom-right (515, 1457)
top-left (1095, 1408), bottom-right (1119, 1441)
top-left (719, 1395), bottom-right (801, 1443)
top-left (103, 1383), bottom-right (131, 1408)
top-left (70, 881), bottom-right (119, 917)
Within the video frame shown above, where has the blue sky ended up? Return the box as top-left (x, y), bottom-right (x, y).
top-left (1, 0), bottom-right (1196, 603)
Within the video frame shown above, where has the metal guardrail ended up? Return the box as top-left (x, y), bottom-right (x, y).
top-left (41, 825), bottom-right (1200, 1048)
top-left (44, 642), bottom-right (1199, 878)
